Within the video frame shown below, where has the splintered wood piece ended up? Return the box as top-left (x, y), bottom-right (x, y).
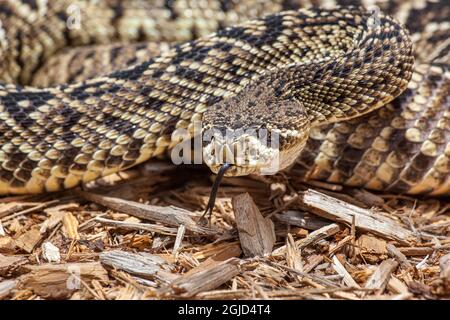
top-left (95, 217), bottom-right (178, 235)
top-left (78, 191), bottom-right (217, 236)
top-left (356, 235), bottom-right (388, 263)
top-left (162, 258), bottom-right (240, 298)
top-left (14, 227), bottom-right (42, 253)
top-left (62, 212), bottom-right (80, 240)
top-left (301, 189), bottom-right (416, 243)
top-left (192, 241), bottom-right (242, 261)
top-left (185, 243), bottom-right (242, 276)
top-left (286, 234), bottom-right (303, 273)
top-left (0, 254), bottom-right (28, 277)
top-left (0, 203), bottom-right (37, 219)
top-left (387, 243), bottom-right (412, 268)
top-left (1, 201), bottom-right (58, 222)
top-left (40, 211), bottom-right (64, 234)
top-left (440, 253), bottom-right (450, 293)
top-left (350, 189), bottom-right (385, 207)
top-left (275, 210), bottom-right (330, 230)
top-left (303, 255), bottom-right (324, 274)
top-left (328, 235), bottom-right (353, 257)
top-left (173, 224), bottom-right (186, 257)
top-left (273, 223), bottom-right (340, 256)
top-left (0, 280), bottom-right (16, 299)
top-left (232, 193), bottom-right (275, 257)
top-left (364, 259), bottom-right (399, 293)
top-left (397, 247), bottom-right (436, 256)
top-left (19, 262), bottom-right (108, 299)
top-left (99, 250), bottom-right (177, 283)
top-left (332, 255), bottom-right (361, 288)
top-left (387, 275), bottom-right (410, 295)
top-left (0, 236), bottom-right (15, 254)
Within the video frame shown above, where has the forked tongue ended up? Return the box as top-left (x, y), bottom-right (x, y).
top-left (202, 163), bottom-right (232, 220)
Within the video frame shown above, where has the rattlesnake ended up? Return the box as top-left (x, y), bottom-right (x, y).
top-left (0, 0), bottom-right (448, 196)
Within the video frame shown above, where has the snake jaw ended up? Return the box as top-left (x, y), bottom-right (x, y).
top-left (202, 131), bottom-right (278, 176)
top-left (202, 127), bottom-right (310, 176)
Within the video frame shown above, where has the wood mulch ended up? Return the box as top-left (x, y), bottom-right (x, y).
top-left (0, 161), bottom-right (449, 300)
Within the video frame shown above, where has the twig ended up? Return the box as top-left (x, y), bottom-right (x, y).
top-left (1, 200), bottom-right (59, 222)
top-left (95, 217), bottom-right (178, 235)
top-left (275, 210), bottom-right (330, 230)
top-left (387, 243), bottom-right (412, 268)
top-left (273, 223), bottom-right (340, 256)
top-left (159, 258), bottom-right (241, 297)
top-left (364, 259), bottom-right (398, 294)
top-left (331, 255), bottom-right (361, 288)
top-left (301, 189), bottom-right (417, 244)
top-left (99, 250), bottom-right (177, 283)
top-left (77, 191), bottom-right (217, 236)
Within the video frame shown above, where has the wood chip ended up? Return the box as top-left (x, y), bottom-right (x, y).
top-left (14, 227), bottom-right (42, 253)
top-left (0, 236), bottom-right (15, 254)
top-left (328, 235), bottom-right (353, 257)
top-left (350, 189), bottom-right (385, 207)
top-left (0, 203), bottom-right (38, 219)
top-left (99, 250), bottom-right (177, 283)
top-left (1, 201), bottom-right (58, 222)
top-left (273, 223), bottom-right (340, 256)
top-left (19, 262), bottom-right (108, 299)
top-left (0, 254), bottom-right (28, 277)
top-left (95, 217), bottom-right (178, 235)
top-left (364, 259), bottom-right (399, 294)
top-left (275, 210), bottom-right (330, 230)
top-left (62, 212), bottom-right (80, 240)
top-left (387, 243), bottom-right (412, 268)
top-left (303, 254), bottom-right (324, 274)
top-left (301, 189), bottom-right (416, 244)
top-left (78, 191), bottom-right (217, 236)
top-left (41, 242), bottom-right (61, 263)
top-left (40, 203), bottom-right (78, 234)
top-left (440, 253), bottom-right (450, 293)
top-left (232, 193), bottom-right (275, 257)
top-left (398, 247), bottom-right (436, 256)
top-left (286, 233), bottom-right (303, 273)
top-left (356, 235), bottom-right (388, 263)
top-left (387, 275), bottom-right (410, 295)
top-left (332, 255), bottom-right (361, 288)
top-left (185, 243), bottom-right (242, 276)
top-left (173, 224), bottom-right (186, 257)
top-left (161, 258), bottom-right (240, 298)
top-left (0, 221), bottom-right (5, 236)
top-left (0, 280), bottom-right (16, 299)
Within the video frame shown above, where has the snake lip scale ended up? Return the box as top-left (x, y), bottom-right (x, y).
top-left (0, 0), bottom-right (448, 197)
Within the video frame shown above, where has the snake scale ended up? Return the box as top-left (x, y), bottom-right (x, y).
top-left (0, 0), bottom-right (448, 196)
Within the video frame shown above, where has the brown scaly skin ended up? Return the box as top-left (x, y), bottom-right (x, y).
top-left (0, 0), bottom-right (447, 196)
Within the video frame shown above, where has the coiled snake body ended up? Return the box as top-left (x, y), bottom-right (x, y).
top-left (0, 0), bottom-right (448, 196)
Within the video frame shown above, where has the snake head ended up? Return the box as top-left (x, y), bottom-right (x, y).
top-left (202, 83), bottom-right (310, 176)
